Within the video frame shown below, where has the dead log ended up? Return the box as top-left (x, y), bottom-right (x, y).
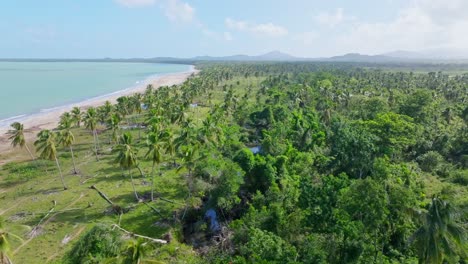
top-left (89, 185), bottom-right (114, 205)
top-left (111, 224), bottom-right (167, 244)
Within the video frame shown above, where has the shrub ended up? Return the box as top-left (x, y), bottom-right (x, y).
top-left (63, 224), bottom-right (122, 264)
top-left (416, 151), bottom-right (444, 172)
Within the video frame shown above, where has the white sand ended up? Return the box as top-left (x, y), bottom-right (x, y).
top-left (0, 68), bottom-right (197, 164)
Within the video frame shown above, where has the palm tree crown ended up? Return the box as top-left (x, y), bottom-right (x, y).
top-left (410, 196), bottom-right (466, 264)
top-left (34, 130), bottom-right (68, 190)
top-left (7, 122), bottom-right (35, 160)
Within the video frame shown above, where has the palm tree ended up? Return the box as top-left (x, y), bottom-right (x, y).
top-left (98, 101), bottom-right (113, 124)
top-left (409, 196), bottom-right (466, 264)
top-left (161, 130), bottom-right (177, 167)
top-left (145, 132), bottom-right (164, 201)
top-left (123, 239), bottom-right (152, 264)
top-left (178, 144), bottom-right (198, 198)
top-left (113, 133), bottom-right (141, 201)
top-left (59, 122), bottom-right (78, 175)
top-left (34, 130), bottom-right (68, 190)
top-left (83, 107), bottom-right (100, 161)
top-left (106, 113), bottom-right (121, 145)
top-left (7, 122), bottom-right (35, 160)
top-left (70, 107), bottom-right (82, 128)
top-left (0, 217), bottom-right (23, 264)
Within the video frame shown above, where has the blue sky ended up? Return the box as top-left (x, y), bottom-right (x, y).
top-left (1, 0), bottom-right (467, 58)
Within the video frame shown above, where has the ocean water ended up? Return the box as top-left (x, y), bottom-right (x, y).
top-left (0, 62), bottom-right (191, 123)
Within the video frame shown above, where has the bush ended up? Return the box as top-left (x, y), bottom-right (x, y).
top-left (451, 170), bottom-right (468, 186)
top-left (63, 224), bottom-right (122, 264)
top-left (239, 227), bottom-right (297, 263)
top-left (416, 151), bottom-right (444, 172)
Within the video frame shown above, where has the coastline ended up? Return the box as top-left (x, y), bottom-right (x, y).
top-left (0, 66), bottom-right (197, 164)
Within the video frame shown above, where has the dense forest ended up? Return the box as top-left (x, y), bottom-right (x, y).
top-left (1, 62), bottom-right (467, 263)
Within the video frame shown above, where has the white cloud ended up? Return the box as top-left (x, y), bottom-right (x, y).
top-left (116, 0), bottom-right (194, 23)
top-left (161, 0), bottom-right (194, 23)
top-left (315, 8), bottom-right (347, 27)
top-left (337, 0), bottom-right (468, 55)
top-left (225, 18), bottom-right (288, 37)
top-left (115, 0), bottom-right (156, 7)
top-left (224, 32), bottom-right (233, 41)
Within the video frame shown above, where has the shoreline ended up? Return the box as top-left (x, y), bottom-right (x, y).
top-left (0, 66), bottom-right (197, 164)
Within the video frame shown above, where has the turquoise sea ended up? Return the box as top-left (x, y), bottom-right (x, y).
top-left (0, 62), bottom-right (191, 124)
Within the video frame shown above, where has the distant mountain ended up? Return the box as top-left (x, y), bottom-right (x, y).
top-left (257, 51), bottom-right (299, 61)
top-left (382, 50), bottom-right (424, 59)
top-left (381, 49), bottom-right (468, 60)
top-left (326, 53), bottom-right (397, 62)
top-left (189, 50), bottom-right (300, 61)
top-left (4, 50), bottom-right (468, 64)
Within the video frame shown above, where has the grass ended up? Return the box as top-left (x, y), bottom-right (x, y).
top-left (0, 75), bottom-right (265, 263)
top-left (0, 128), bottom-right (191, 263)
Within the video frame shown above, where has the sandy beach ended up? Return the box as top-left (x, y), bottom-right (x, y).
top-left (0, 68), bottom-right (197, 165)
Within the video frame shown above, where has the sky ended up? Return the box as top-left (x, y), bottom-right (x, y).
top-left (1, 0), bottom-right (468, 58)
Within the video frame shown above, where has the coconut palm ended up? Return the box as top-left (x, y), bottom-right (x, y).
top-left (0, 217), bottom-right (23, 264)
top-left (113, 132), bottom-right (142, 201)
top-left (34, 130), bottom-right (68, 190)
top-left (178, 144), bottom-right (199, 198)
top-left (106, 113), bottom-right (121, 145)
top-left (409, 196), bottom-right (466, 264)
top-left (145, 132), bottom-right (164, 201)
top-left (83, 107), bottom-right (100, 161)
top-left (58, 112), bottom-right (72, 129)
top-left (123, 239), bottom-right (152, 264)
top-left (70, 107), bottom-right (82, 128)
top-left (7, 122), bottom-right (35, 160)
top-left (161, 130), bottom-right (177, 167)
top-left (98, 101), bottom-right (113, 124)
top-left (59, 121), bottom-right (78, 175)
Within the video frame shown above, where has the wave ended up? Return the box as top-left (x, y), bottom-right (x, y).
top-left (0, 114), bottom-right (28, 128)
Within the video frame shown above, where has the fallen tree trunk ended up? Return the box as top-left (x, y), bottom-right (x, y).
top-left (111, 224), bottom-right (167, 244)
top-left (29, 200), bottom-right (56, 238)
top-left (89, 185), bottom-right (114, 205)
top-left (143, 202), bottom-right (163, 217)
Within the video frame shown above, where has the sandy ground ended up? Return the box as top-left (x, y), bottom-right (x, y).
top-left (0, 69), bottom-right (197, 165)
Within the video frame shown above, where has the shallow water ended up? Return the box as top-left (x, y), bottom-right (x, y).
top-left (0, 62), bottom-right (190, 121)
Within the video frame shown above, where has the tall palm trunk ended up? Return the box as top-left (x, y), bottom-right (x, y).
top-left (54, 154), bottom-right (68, 190)
top-left (128, 169), bottom-right (139, 201)
top-left (95, 129), bottom-right (101, 150)
top-left (150, 164), bottom-right (156, 201)
top-left (25, 144), bottom-right (35, 160)
top-left (92, 130), bottom-right (99, 161)
top-left (136, 164), bottom-right (145, 178)
top-left (69, 146), bottom-right (78, 174)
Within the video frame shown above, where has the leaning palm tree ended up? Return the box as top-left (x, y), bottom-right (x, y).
top-left (113, 133), bottom-right (142, 201)
top-left (59, 123), bottom-right (78, 175)
top-left (0, 217), bottom-right (24, 264)
top-left (409, 196), bottom-right (466, 264)
top-left (83, 107), bottom-right (100, 161)
top-left (70, 107), bottom-right (82, 128)
top-left (145, 132), bottom-right (164, 201)
top-left (7, 122), bottom-right (35, 160)
top-left (34, 130), bottom-right (68, 190)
